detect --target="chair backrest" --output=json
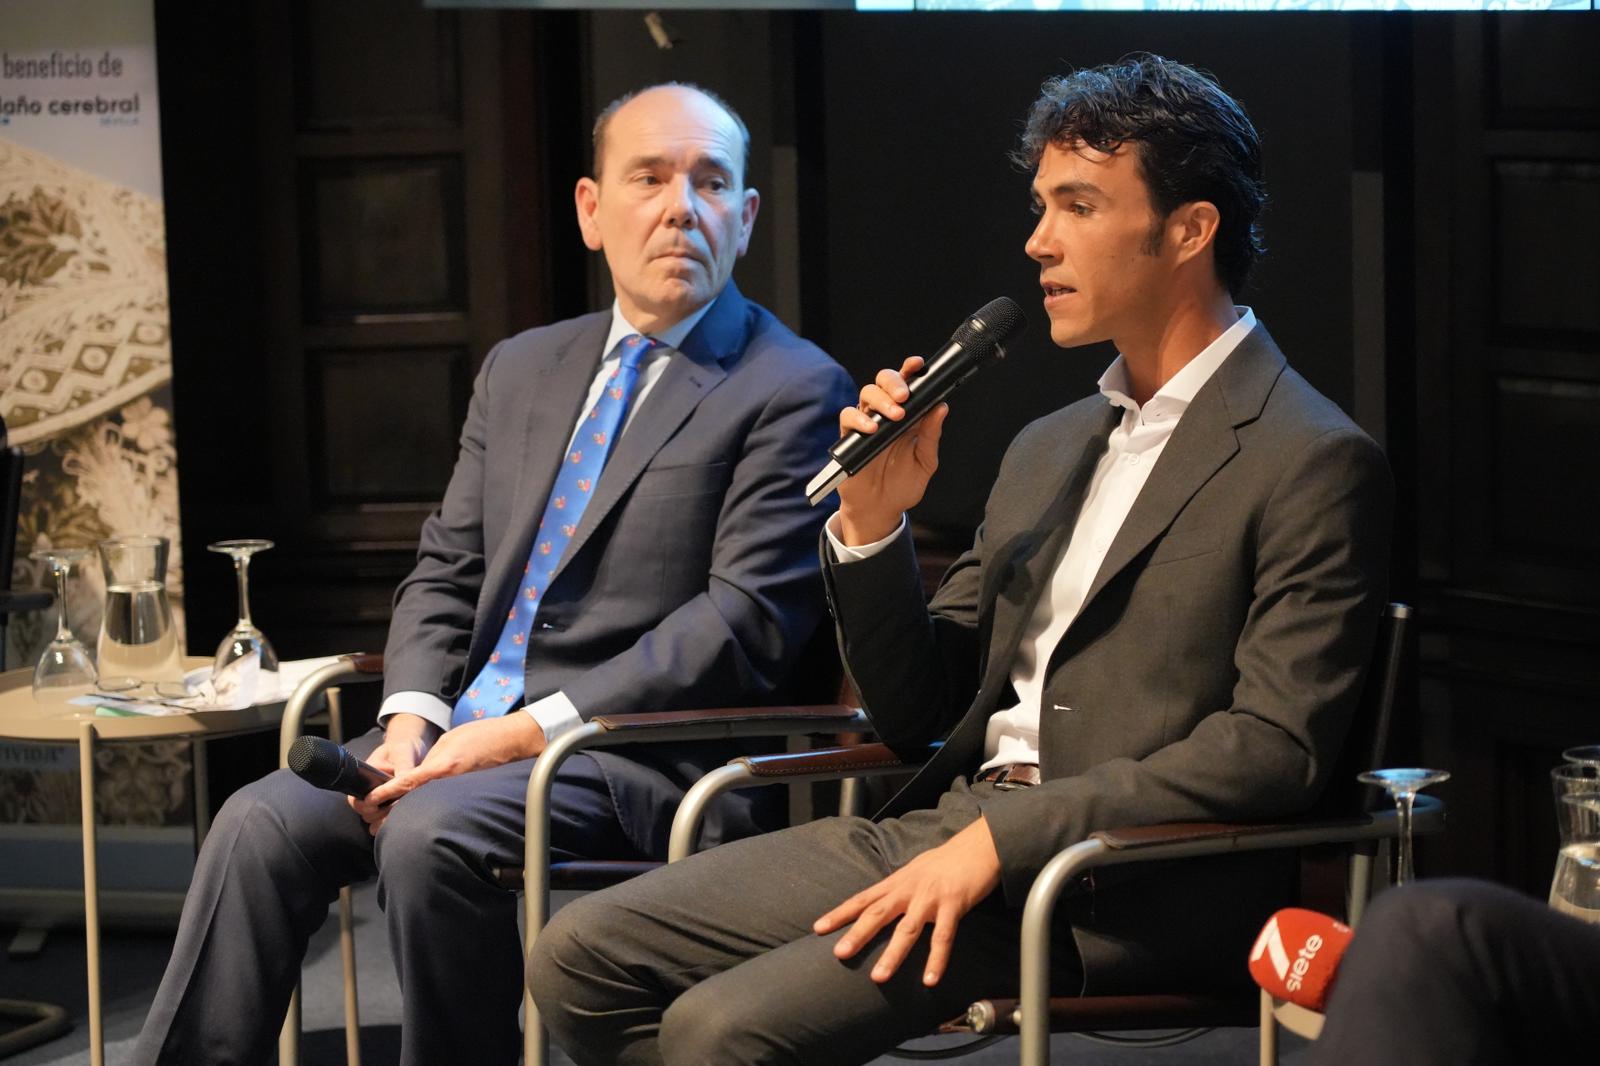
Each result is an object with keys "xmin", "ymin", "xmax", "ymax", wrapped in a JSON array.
[
  {"xmin": 1310, "ymin": 602, "xmax": 1413, "ymax": 821},
  {"xmin": 1, "ymin": 414, "xmax": 25, "ymax": 603},
  {"xmin": 0, "ymin": 421, "xmax": 22, "ymax": 669}
]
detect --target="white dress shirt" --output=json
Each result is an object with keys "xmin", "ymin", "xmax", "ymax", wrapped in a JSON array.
[
  {"xmin": 379, "ymin": 298, "xmax": 714, "ymax": 741},
  {"xmin": 827, "ymin": 308, "xmax": 1257, "ymax": 771}
]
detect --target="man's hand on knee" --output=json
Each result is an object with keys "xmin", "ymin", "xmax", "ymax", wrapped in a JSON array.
[
  {"xmin": 813, "ymin": 816, "xmax": 1002, "ymax": 988},
  {"xmin": 355, "ymin": 713, "xmax": 547, "ymax": 834}
]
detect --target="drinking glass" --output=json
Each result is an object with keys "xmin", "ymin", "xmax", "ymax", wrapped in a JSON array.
[
  {"xmin": 28, "ymin": 548, "xmax": 97, "ymax": 707},
  {"xmin": 208, "ymin": 539, "xmax": 278, "ymax": 681},
  {"xmin": 1358, "ymin": 767, "xmax": 1450, "ymax": 886},
  {"xmin": 97, "ymin": 535, "xmax": 183, "ymax": 690}
]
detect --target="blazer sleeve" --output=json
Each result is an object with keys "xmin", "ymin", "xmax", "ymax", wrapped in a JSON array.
[
  {"xmin": 558, "ymin": 357, "xmax": 858, "ymax": 717},
  {"xmin": 820, "ymin": 494, "xmax": 992, "ymax": 758},
  {"xmin": 978, "ymin": 426, "xmax": 1394, "ymax": 905},
  {"xmin": 379, "ymin": 342, "xmax": 500, "ymax": 702}
]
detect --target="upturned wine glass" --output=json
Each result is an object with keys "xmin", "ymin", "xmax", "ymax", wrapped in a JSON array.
[
  {"xmin": 1358, "ymin": 767, "xmax": 1450, "ymax": 886},
  {"xmin": 28, "ymin": 548, "xmax": 97, "ymax": 707},
  {"xmin": 208, "ymin": 539, "xmax": 279, "ymax": 680}
]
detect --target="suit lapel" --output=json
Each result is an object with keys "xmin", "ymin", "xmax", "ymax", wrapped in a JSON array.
[
  {"xmin": 547, "ymin": 285, "xmax": 749, "ymax": 586},
  {"xmin": 471, "ymin": 315, "xmax": 610, "ymax": 662},
  {"xmin": 1076, "ymin": 324, "xmax": 1286, "ymax": 615},
  {"xmin": 978, "ymin": 402, "xmax": 1120, "ymax": 698}
]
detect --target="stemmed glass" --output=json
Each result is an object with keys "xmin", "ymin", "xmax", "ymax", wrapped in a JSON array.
[
  {"xmin": 1358, "ymin": 768, "xmax": 1450, "ymax": 886},
  {"xmin": 28, "ymin": 548, "xmax": 97, "ymax": 707},
  {"xmin": 208, "ymin": 540, "xmax": 279, "ymax": 681}
]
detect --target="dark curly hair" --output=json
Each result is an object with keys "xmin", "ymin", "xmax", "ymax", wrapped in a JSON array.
[{"xmin": 1013, "ymin": 54, "xmax": 1266, "ymax": 296}]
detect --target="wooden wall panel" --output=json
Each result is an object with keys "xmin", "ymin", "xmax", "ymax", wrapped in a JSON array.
[
  {"xmin": 310, "ymin": 347, "xmax": 468, "ymax": 504},
  {"xmin": 1412, "ymin": 14, "xmax": 1600, "ymax": 895},
  {"xmin": 301, "ymin": 158, "xmax": 467, "ymax": 319}
]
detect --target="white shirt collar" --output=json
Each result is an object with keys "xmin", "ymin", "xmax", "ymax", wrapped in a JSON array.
[
  {"xmin": 601, "ymin": 297, "xmax": 716, "ymax": 360},
  {"xmin": 1097, "ymin": 306, "xmax": 1257, "ymax": 421}
]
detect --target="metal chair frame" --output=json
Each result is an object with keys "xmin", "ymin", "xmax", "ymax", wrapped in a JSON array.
[
  {"xmin": 272, "ymin": 654, "xmax": 867, "ymax": 1066},
  {"xmin": 665, "ymin": 602, "xmax": 1443, "ymax": 1065}
]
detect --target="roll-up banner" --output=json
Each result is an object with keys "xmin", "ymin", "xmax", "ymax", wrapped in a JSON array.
[{"xmin": 1, "ymin": 0, "xmax": 192, "ymax": 914}]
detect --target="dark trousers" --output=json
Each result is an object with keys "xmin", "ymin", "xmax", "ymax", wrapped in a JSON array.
[
  {"xmin": 133, "ymin": 727, "xmax": 638, "ymax": 1066},
  {"xmin": 1311, "ymin": 878, "xmax": 1600, "ymax": 1066},
  {"xmin": 529, "ymin": 780, "xmax": 1082, "ymax": 1066}
]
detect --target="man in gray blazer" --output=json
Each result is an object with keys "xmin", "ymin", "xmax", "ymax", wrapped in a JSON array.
[
  {"xmin": 134, "ymin": 84, "xmax": 853, "ymax": 1066},
  {"xmin": 532, "ymin": 56, "xmax": 1393, "ymax": 1066}
]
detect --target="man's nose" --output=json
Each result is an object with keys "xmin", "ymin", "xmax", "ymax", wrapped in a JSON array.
[
  {"xmin": 1024, "ymin": 219, "xmax": 1055, "ymax": 263},
  {"xmin": 663, "ymin": 175, "xmax": 699, "ymax": 228}
]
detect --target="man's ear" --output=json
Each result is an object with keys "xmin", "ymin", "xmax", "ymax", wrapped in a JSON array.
[
  {"xmin": 1172, "ymin": 200, "xmax": 1220, "ymax": 268},
  {"xmin": 735, "ymin": 187, "xmax": 760, "ymax": 258},
  {"xmin": 574, "ymin": 177, "xmax": 604, "ymax": 252}
]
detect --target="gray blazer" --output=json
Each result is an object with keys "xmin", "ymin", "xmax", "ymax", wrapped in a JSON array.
[
  {"xmin": 825, "ymin": 323, "xmax": 1393, "ymax": 991},
  {"xmin": 384, "ymin": 283, "xmax": 855, "ymax": 851}
]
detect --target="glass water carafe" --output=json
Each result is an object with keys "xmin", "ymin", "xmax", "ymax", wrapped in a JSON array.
[
  {"xmin": 96, "ymin": 535, "xmax": 184, "ymax": 689},
  {"xmin": 1549, "ymin": 762, "xmax": 1600, "ymax": 923}
]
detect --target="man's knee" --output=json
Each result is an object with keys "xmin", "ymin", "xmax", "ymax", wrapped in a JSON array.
[
  {"xmin": 205, "ymin": 770, "xmax": 320, "ymax": 864},
  {"xmin": 528, "ymin": 896, "xmax": 618, "ymax": 1037},
  {"xmin": 659, "ymin": 980, "xmax": 777, "ymax": 1066},
  {"xmin": 373, "ymin": 785, "xmax": 483, "ymax": 887}
]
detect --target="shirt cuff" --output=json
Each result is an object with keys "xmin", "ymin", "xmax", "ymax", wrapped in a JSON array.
[
  {"xmin": 524, "ymin": 691, "xmax": 583, "ymax": 745},
  {"xmin": 824, "ymin": 512, "xmax": 908, "ymax": 563},
  {"xmin": 378, "ymin": 691, "xmax": 453, "ymax": 734}
]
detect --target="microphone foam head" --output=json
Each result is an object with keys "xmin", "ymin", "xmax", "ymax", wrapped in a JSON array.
[
  {"xmin": 287, "ymin": 735, "xmax": 342, "ymax": 788},
  {"xmin": 1247, "ymin": 907, "xmax": 1353, "ymax": 1012},
  {"xmin": 956, "ymin": 296, "xmax": 1027, "ymax": 350}
]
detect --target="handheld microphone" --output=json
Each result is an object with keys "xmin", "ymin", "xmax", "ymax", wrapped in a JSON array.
[
  {"xmin": 805, "ymin": 297, "xmax": 1027, "ymax": 505},
  {"xmin": 1247, "ymin": 907, "xmax": 1355, "ymax": 1012},
  {"xmin": 286, "ymin": 735, "xmax": 393, "ymax": 799}
]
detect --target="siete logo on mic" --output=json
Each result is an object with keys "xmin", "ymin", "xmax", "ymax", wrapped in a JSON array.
[{"xmin": 1247, "ymin": 907, "xmax": 1353, "ymax": 1011}]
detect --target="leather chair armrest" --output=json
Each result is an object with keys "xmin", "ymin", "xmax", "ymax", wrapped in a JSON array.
[
  {"xmin": 1090, "ymin": 795, "xmax": 1447, "ymax": 854},
  {"xmin": 0, "ymin": 589, "xmax": 53, "ymax": 614},
  {"xmin": 735, "ymin": 741, "xmax": 935, "ymax": 779},
  {"xmin": 590, "ymin": 703, "xmax": 861, "ymax": 732}
]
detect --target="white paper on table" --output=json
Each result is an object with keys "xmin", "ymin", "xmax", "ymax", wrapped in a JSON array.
[{"xmin": 76, "ymin": 655, "xmax": 345, "ymax": 715}]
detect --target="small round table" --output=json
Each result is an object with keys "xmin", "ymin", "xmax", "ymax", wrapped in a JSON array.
[{"xmin": 0, "ymin": 661, "xmax": 301, "ymax": 1066}]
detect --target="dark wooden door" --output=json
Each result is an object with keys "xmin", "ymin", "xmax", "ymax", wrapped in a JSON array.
[
  {"xmin": 1410, "ymin": 14, "xmax": 1600, "ymax": 894},
  {"xmin": 166, "ymin": 1, "xmax": 570, "ymax": 665}
]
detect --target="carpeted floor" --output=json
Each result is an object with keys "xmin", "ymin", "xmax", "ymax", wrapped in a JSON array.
[{"xmin": 1, "ymin": 885, "xmax": 1312, "ymax": 1065}]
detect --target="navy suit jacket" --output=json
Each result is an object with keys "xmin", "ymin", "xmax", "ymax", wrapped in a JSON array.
[{"xmin": 383, "ymin": 283, "xmax": 854, "ymax": 853}]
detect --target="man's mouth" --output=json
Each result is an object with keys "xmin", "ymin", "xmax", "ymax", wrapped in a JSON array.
[{"xmin": 1042, "ymin": 282, "xmax": 1076, "ymax": 300}]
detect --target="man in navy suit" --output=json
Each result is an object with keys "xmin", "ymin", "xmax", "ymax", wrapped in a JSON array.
[{"xmin": 134, "ymin": 83, "xmax": 853, "ymax": 1066}]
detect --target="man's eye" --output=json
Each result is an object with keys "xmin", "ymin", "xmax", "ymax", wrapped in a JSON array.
[
  {"xmin": 1072, "ymin": 202, "xmax": 1093, "ymax": 217},
  {"xmin": 702, "ymin": 177, "xmax": 729, "ymax": 193},
  {"xmin": 1027, "ymin": 200, "xmax": 1044, "ymax": 217}
]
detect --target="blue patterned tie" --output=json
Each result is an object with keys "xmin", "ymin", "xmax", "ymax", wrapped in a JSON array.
[{"xmin": 452, "ymin": 334, "xmax": 655, "ymax": 726}]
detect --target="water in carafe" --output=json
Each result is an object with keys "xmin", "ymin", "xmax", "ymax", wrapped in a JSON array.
[
  {"xmin": 1549, "ymin": 790, "xmax": 1600, "ymax": 924},
  {"xmin": 1549, "ymin": 843, "xmax": 1600, "ymax": 922},
  {"xmin": 97, "ymin": 536, "xmax": 183, "ymax": 686}
]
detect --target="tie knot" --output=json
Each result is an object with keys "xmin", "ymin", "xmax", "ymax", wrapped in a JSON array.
[{"xmin": 617, "ymin": 334, "xmax": 654, "ymax": 371}]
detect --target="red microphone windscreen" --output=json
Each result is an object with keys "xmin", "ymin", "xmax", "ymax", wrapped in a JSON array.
[{"xmin": 1248, "ymin": 908, "xmax": 1354, "ymax": 1012}]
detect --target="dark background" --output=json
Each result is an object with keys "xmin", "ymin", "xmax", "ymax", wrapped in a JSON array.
[{"xmin": 154, "ymin": 2, "xmax": 1600, "ymax": 898}]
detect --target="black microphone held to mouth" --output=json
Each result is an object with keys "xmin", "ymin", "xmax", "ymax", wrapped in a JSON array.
[
  {"xmin": 805, "ymin": 296, "xmax": 1027, "ymax": 506},
  {"xmin": 287, "ymin": 735, "xmax": 393, "ymax": 799}
]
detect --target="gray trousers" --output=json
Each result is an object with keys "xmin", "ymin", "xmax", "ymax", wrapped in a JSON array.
[
  {"xmin": 133, "ymin": 728, "xmax": 639, "ymax": 1066},
  {"xmin": 530, "ymin": 779, "xmax": 1082, "ymax": 1066}
]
